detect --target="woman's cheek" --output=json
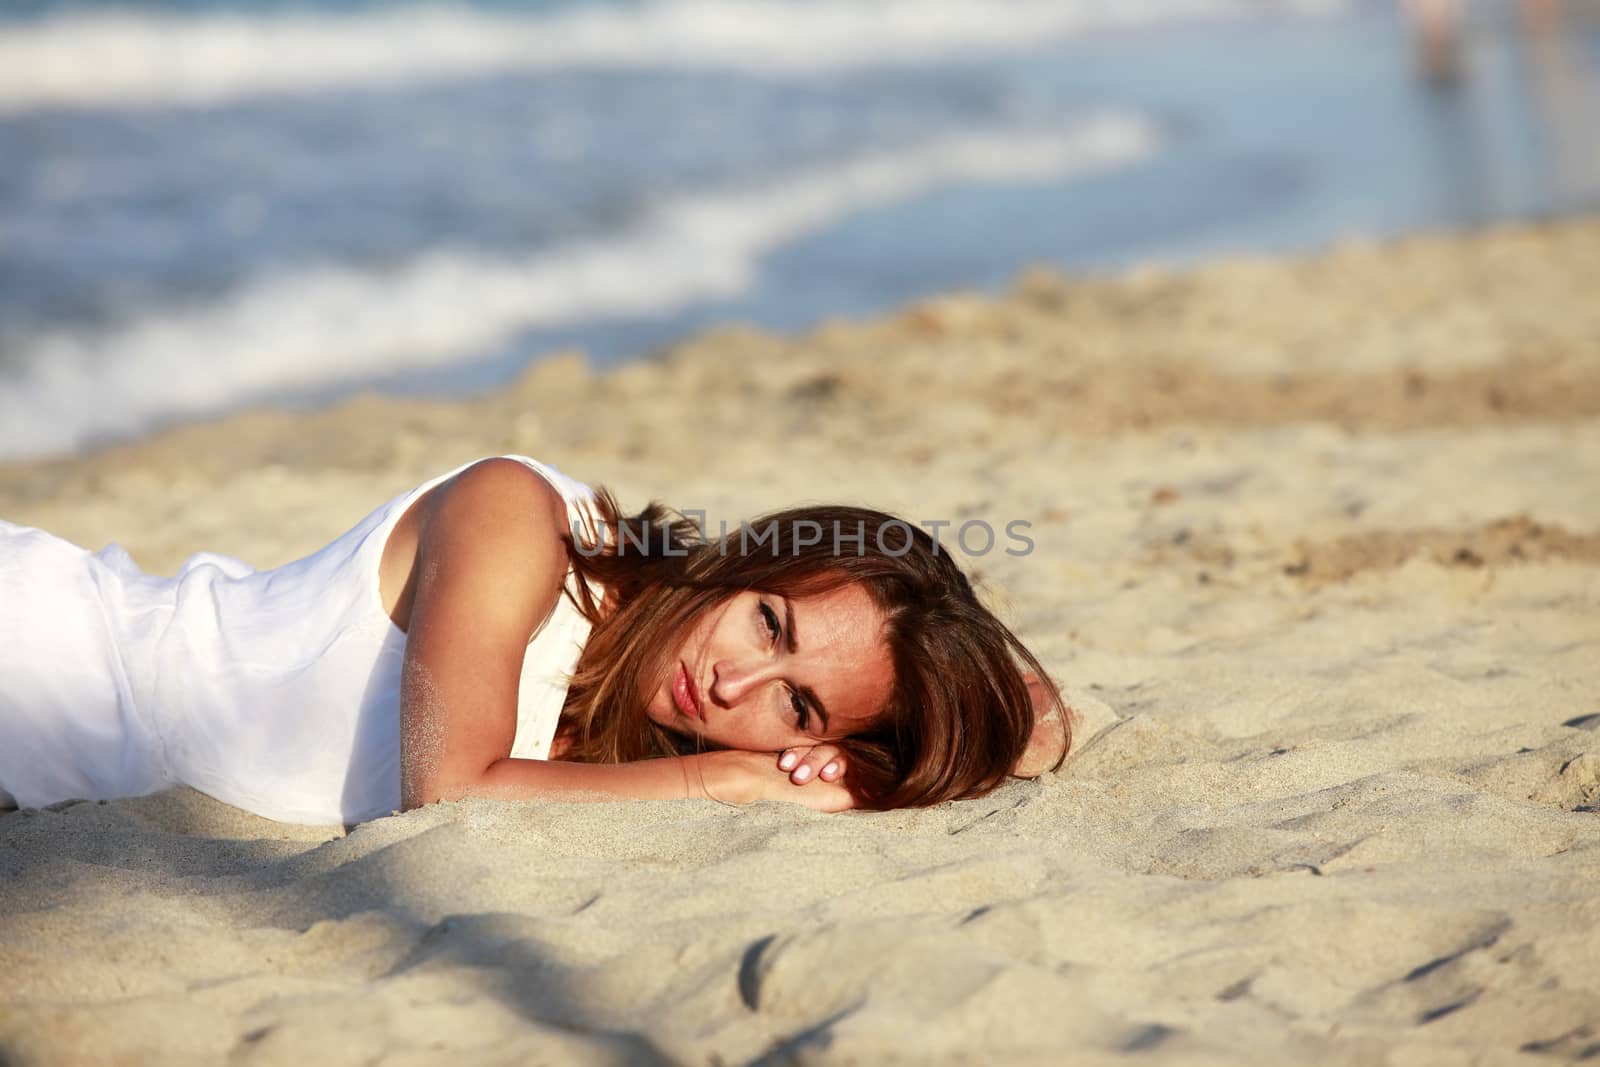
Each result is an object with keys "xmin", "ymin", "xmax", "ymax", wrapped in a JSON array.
[{"xmin": 710, "ymin": 719, "xmax": 760, "ymax": 752}]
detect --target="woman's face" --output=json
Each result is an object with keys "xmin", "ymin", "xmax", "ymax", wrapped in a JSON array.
[{"xmin": 645, "ymin": 583, "xmax": 895, "ymax": 753}]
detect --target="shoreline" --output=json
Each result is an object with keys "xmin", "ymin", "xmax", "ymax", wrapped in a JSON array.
[{"xmin": 4, "ymin": 215, "xmax": 1596, "ymax": 573}]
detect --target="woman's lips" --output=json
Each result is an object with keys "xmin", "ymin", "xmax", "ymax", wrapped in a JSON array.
[{"xmin": 673, "ymin": 662, "xmax": 703, "ymax": 721}]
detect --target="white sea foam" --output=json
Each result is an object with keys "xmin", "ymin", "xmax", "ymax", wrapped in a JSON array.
[
  {"xmin": 0, "ymin": 113, "xmax": 1159, "ymax": 460},
  {"xmin": 0, "ymin": 0, "xmax": 1343, "ymax": 113}
]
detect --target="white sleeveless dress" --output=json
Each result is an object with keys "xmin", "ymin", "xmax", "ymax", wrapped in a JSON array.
[{"xmin": 0, "ymin": 455, "xmax": 607, "ymax": 825}]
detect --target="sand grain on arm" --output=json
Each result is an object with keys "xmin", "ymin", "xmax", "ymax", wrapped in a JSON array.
[{"xmin": 399, "ymin": 656, "xmax": 448, "ymax": 811}]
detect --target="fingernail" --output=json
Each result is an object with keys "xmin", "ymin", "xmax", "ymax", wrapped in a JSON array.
[
  {"xmin": 793, "ymin": 765, "xmax": 813, "ymax": 782},
  {"xmin": 779, "ymin": 753, "xmax": 798, "ymax": 770},
  {"xmin": 822, "ymin": 761, "xmax": 839, "ymax": 778}
]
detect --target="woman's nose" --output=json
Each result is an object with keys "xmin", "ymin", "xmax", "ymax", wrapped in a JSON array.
[{"xmin": 710, "ymin": 658, "xmax": 777, "ymax": 706}]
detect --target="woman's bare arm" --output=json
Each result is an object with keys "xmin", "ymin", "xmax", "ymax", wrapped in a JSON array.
[
  {"xmin": 399, "ymin": 457, "xmax": 573, "ymax": 809},
  {"xmin": 1013, "ymin": 671, "xmax": 1073, "ymax": 778},
  {"xmin": 446, "ymin": 751, "xmax": 722, "ymax": 802},
  {"xmin": 442, "ymin": 749, "xmax": 853, "ymax": 810}
]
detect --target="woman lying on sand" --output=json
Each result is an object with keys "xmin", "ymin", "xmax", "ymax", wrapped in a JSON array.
[{"xmin": 0, "ymin": 455, "xmax": 1070, "ymax": 824}]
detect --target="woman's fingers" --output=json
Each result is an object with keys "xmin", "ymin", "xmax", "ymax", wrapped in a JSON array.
[{"xmin": 777, "ymin": 744, "xmax": 846, "ymax": 785}]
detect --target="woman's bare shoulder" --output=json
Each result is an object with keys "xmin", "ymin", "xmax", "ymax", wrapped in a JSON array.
[
  {"xmin": 380, "ymin": 457, "xmax": 570, "ymax": 632},
  {"xmin": 439, "ymin": 457, "xmax": 567, "ymax": 518}
]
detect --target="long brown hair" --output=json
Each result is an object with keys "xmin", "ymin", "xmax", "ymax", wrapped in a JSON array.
[{"xmin": 556, "ymin": 491, "xmax": 1069, "ymax": 809}]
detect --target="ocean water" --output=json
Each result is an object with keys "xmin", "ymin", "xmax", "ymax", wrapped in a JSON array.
[{"xmin": 0, "ymin": 0, "xmax": 1596, "ymax": 460}]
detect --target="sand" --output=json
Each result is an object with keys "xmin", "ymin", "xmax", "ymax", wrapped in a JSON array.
[{"xmin": 2, "ymin": 219, "xmax": 1599, "ymax": 1065}]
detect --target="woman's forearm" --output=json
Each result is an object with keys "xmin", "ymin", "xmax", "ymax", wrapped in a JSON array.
[{"xmin": 429, "ymin": 752, "xmax": 746, "ymax": 806}]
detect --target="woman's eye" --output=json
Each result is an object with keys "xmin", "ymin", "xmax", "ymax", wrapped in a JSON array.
[
  {"xmin": 758, "ymin": 601, "xmax": 781, "ymax": 644},
  {"xmin": 758, "ymin": 601, "xmax": 806, "ymax": 730},
  {"xmin": 789, "ymin": 688, "xmax": 810, "ymax": 731}
]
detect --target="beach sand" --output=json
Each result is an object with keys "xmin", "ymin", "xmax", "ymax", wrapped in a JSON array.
[{"xmin": 2, "ymin": 219, "xmax": 1598, "ymax": 1065}]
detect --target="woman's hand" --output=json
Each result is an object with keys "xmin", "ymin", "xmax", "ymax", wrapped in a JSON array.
[{"xmin": 706, "ymin": 750, "xmax": 856, "ymax": 812}]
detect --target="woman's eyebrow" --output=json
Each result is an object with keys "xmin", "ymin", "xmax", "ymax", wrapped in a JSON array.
[
  {"xmin": 782, "ymin": 598, "xmax": 800, "ymax": 654},
  {"xmin": 783, "ymin": 598, "xmax": 831, "ymax": 733}
]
